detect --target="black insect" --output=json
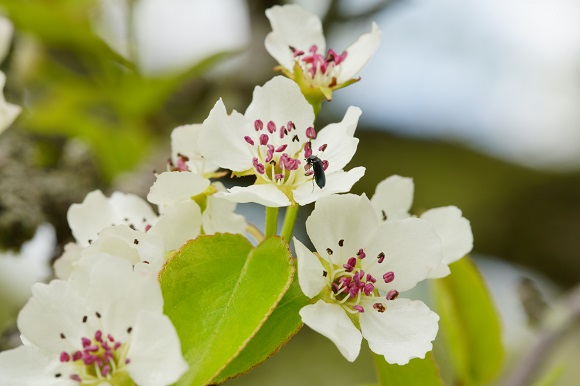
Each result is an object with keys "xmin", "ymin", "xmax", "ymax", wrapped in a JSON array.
[{"xmin": 306, "ymin": 155, "xmax": 326, "ymax": 188}]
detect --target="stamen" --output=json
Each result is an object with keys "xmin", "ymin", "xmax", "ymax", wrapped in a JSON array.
[
  {"xmin": 267, "ymin": 121, "xmax": 276, "ymax": 134},
  {"xmin": 254, "ymin": 119, "xmax": 263, "ymax": 131},
  {"xmin": 373, "ymin": 303, "xmax": 386, "ymax": 313},
  {"xmin": 275, "ymin": 144, "xmax": 287, "ymax": 152},
  {"xmin": 356, "ymin": 248, "xmax": 366, "ymax": 259},
  {"xmin": 386, "ymin": 289, "xmax": 399, "ymax": 300},
  {"xmin": 326, "ymin": 248, "xmax": 333, "ymax": 255},
  {"xmin": 244, "ymin": 136, "xmax": 254, "ymax": 145},
  {"xmin": 382, "ymin": 210, "xmax": 387, "ymax": 221},
  {"xmin": 318, "ymin": 143, "xmax": 327, "ymax": 152},
  {"xmin": 353, "ymin": 305, "xmax": 365, "ymax": 313},
  {"xmin": 322, "ymin": 160, "xmax": 329, "ymax": 171},
  {"xmin": 377, "ymin": 252, "xmax": 385, "ymax": 263},
  {"xmin": 304, "ymin": 142, "xmax": 312, "ymax": 158},
  {"xmin": 383, "ymin": 271, "xmax": 395, "ymax": 283},
  {"xmin": 259, "ymin": 134, "xmax": 269, "ymax": 145},
  {"xmin": 252, "ymin": 157, "xmax": 265, "ymax": 174},
  {"xmin": 306, "ymin": 127, "xmax": 316, "ymax": 139},
  {"xmin": 338, "ymin": 239, "xmax": 344, "ymax": 247}
]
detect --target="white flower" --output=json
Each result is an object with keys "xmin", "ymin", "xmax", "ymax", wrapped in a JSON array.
[
  {"xmin": 265, "ymin": 4, "xmax": 381, "ymax": 96},
  {"xmin": 0, "ymin": 254, "xmax": 188, "ymax": 386},
  {"xmin": 56, "ymin": 189, "xmax": 203, "ymax": 278},
  {"xmin": 293, "ymin": 194, "xmax": 442, "ymax": 364},
  {"xmin": 0, "ymin": 224, "xmax": 55, "ymax": 307},
  {"xmin": 170, "ymin": 123, "xmax": 219, "ymax": 175},
  {"xmin": 67, "ymin": 190, "xmax": 158, "ymax": 247},
  {"xmin": 147, "ymin": 171, "xmax": 246, "ymax": 236},
  {"xmin": 370, "ymin": 175, "xmax": 474, "ymax": 278},
  {"xmin": 199, "ymin": 76, "xmax": 365, "ymax": 207}
]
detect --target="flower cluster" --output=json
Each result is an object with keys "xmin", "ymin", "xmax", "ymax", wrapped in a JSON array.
[{"xmin": 0, "ymin": 3, "xmax": 476, "ymax": 384}]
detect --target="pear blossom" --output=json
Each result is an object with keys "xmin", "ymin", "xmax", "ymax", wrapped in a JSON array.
[
  {"xmin": 199, "ymin": 76, "xmax": 365, "ymax": 207},
  {"xmin": 170, "ymin": 123, "xmax": 219, "ymax": 175},
  {"xmin": 265, "ymin": 4, "xmax": 381, "ymax": 101},
  {"xmin": 55, "ymin": 189, "xmax": 203, "ymax": 278},
  {"xmin": 67, "ymin": 190, "xmax": 158, "ymax": 247},
  {"xmin": 370, "ymin": 175, "xmax": 473, "ymax": 278},
  {"xmin": 147, "ymin": 171, "xmax": 246, "ymax": 235},
  {"xmin": 294, "ymin": 194, "xmax": 442, "ymax": 364},
  {"xmin": 0, "ymin": 254, "xmax": 188, "ymax": 386}
]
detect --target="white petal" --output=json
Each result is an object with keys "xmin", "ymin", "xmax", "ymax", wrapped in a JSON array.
[
  {"xmin": 109, "ymin": 192, "xmax": 157, "ymax": 229},
  {"xmin": 427, "ymin": 263, "xmax": 451, "ymax": 279},
  {"xmin": 0, "ymin": 345, "xmax": 71, "ymax": 386},
  {"xmin": 203, "ymin": 193, "xmax": 246, "ymax": 235},
  {"xmin": 199, "ymin": 98, "xmax": 253, "ymax": 172},
  {"xmin": 294, "ymin": 166, "xmax": 365, "ymax": 206},
  {"xmin": 305, "ymin": 193, "xmax": 378, "ymax": 265},
  {"xmin": 360, "ymin": 298, "xmax": 439, "ymax": 365},
  {"xmin": 137, "ymin": 231, "xmax": 167, "ymax": 273},
  {"xmin": 420, "ymin": 206, "xmax": 473, "ymax": 271},
  {"xmin": 17, "ymin": 280, "xmax": 89, "ymax": 353},
  {"xmin": 53, "ymin": 242, "xmax": 83, "ymax": 280},
  {"xmin": 245, "ymin": 76, "xmax": 314, "ymax": 136},
  {"xmin": 363, "ymin": 218, "xmax": 443, "ymax": 292},
  {"xmin": 337, "ymin": 22, "xmax": 381, "ymax": 83},
  {"xmin": 300, "ymin": 301, "xmax": 362, "ymax": 362},
  {"xmin": 370, "ymin": 175, "xmax": 414, "ymax": 221},
  {"xmin": 218, "ymin": 184, "xmax": 291, "ymax": 207},
  {"xmin": 265, "ymin": 4, "xmax": 326, "ymax": 70},
  {"xmin": 293, "ymin": 237, "xmax": 327, "ymax": 298},
  {"xmin": 147, "ymin": 200, "xmax": 202, "ymax": 253},
  {"xmin": 171, "ymin": 123, "xmax": 219, "ymax": 174},
  {"xmin": 313, "ymin": 106, "xmax": 361, "ymax": 173},
  {"xmin": 67, "ymin": 190, "xmax": 115, "ymax": 246},
  {"xmin": 147, "ymin": 171, "xmax": 210, "ymax": 207},
  {"xmin": 0, "ymin": 71, "xmax": 21, "ymax": 135},
  {"xmin": 82, "ymin": 225, "xmax": 142, "ymax": 265},
  {"xmin": 126, "ymin": 311, "xmax": 188, "ymax": 386},
  {"xmin": 71, "ymin": 254, "xmax": 164, "ymax": 337}
]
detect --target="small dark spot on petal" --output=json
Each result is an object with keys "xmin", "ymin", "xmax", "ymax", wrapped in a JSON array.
[
  {"xmin": 133, "ymin": 239, "xmax": 139, "ymax": 245},
  {"xmin": 82, "ymin": 316, "xmax": 87, "ymax": 323},
  {"xmin": 381, "ymin": 210, "xmax": 387, "ymax": 221},
  {"xmin": 127, "ymin": 327, "xmax": 133, "ymax": 334},
  {"xmin": 322, "ymin": 270, "xmax": 328, "ymax": 277},
  {"xmin": 95, "ymin": 312, "xmax": 101, "ymax": 318},
  {"xmin": 60, "ymin": 333, "xmax": 66, "ymax": 339}
]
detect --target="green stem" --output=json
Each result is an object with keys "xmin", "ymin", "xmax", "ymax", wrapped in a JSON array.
[
  {"xmin": 265, "ymin": 207, "xmax": 279, "ymax": 238},
  {"xmin": 280, "ymin": 204, "xmax": 299, "ymax": 241}
]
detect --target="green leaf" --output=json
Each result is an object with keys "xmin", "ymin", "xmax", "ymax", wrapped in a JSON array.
[
  {"xmin": 373, "ymin": 352, "xmax": 444, "ymax": 386},
  {"xmin": 159, "ymin": 234, "xmax": 294, "ymax": 386},
  {"xmin": 432, "ymin": 256, "xmax": 504, "ymax": 385},
  {"xmin": 212, "ymin": 276, "xmax": 309, "ymax": 383}
]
